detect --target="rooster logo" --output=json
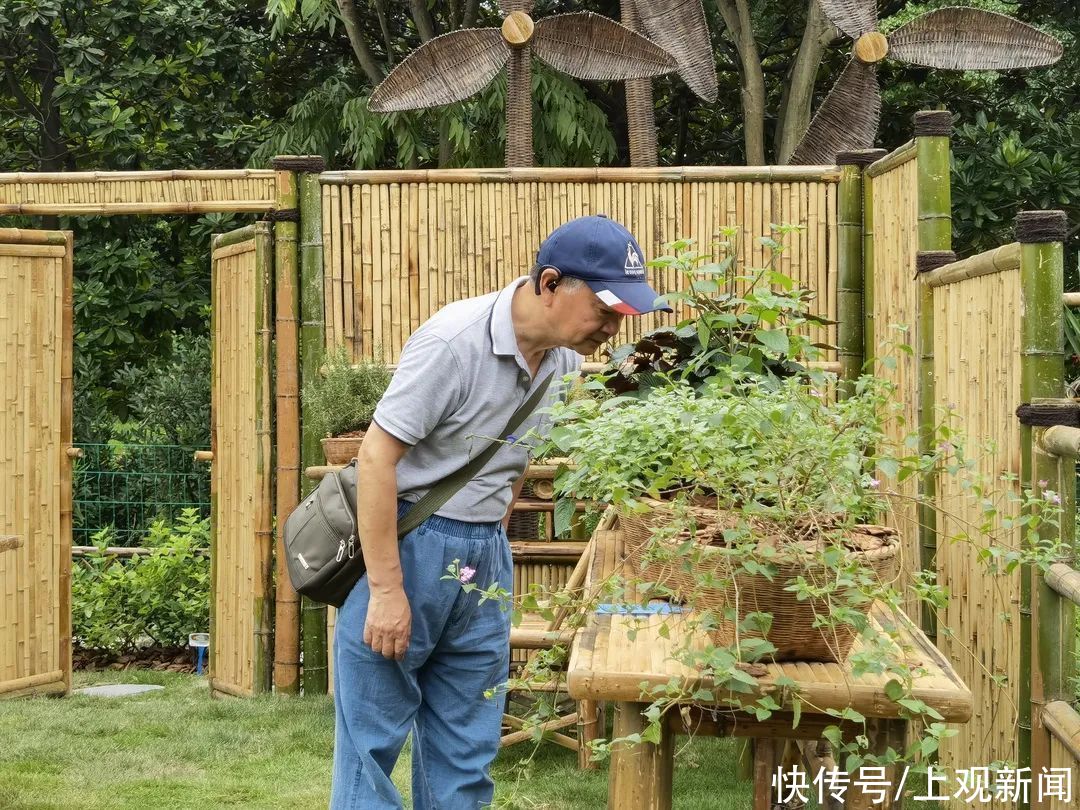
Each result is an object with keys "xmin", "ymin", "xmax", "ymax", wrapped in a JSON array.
[{"xmin": 624, "ymin": 243, "xmax": 643, "ymax": 275}]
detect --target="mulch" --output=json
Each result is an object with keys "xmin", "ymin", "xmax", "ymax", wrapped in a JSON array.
[{"xmin": 73, "ymin": 644, "xmax": 198, "ymax": 674}]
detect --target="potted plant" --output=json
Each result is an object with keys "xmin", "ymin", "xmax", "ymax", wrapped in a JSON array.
[
  {"xmin": 535, "ymin": 230, "xmax": 901, "ymax": 662},
  {"xmin": 302, "ymin": 345, "xmax": 392, "ymax": 465}
]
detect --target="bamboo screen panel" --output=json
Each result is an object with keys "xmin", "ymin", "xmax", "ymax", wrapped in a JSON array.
[
  {"xmin": 932, "ymin": 266, "xmax": 1023, "ymax": 781},
  {"xmin": 209, "ymin": 224, "xmax": 274, "ymax": 698},
  {"xmin": 868, "ymin": 155, "xmax": 921, "ymax": 614},
  {"xmin": 0, "ymin": 230, "xmax": 72, "ymax": 699},
  {"xmin": 1048, "ymin": 707, "xmax": 1080, "ymax": 810},
  {"xmin": 0, "ymin": 170, "xmax": 276, "ymax": 216},
  {"xmin": 319, "ymin": 169, "xmax": 840, "ymax": 365}
]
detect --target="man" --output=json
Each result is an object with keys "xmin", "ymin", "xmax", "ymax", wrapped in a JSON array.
[{"xmin": 330, "ymin": 214, "xmax": 671, "ymax": 809}]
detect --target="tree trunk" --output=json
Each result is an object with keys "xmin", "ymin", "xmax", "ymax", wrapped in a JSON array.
[
  {"xmin": 714, "ymin": 0, "xmax": 766, "ymax": 164},
  {"xmin": 408, "ymin": 0, "xmax": 437, "ymax": 41},
  {"xmin": 775, "ymin": 0, "xmax": 833, "ymax": 164},
  {"xmin": 621, "ymin": 0, "xmax": 657, "ymax": 167},
  {"xmin": 371, "ymin": 0, "xmax": 395, "ymax": 67},
  {"xmin": 337, "ymin": 0, "xmax": 386, "ymax": 86},
  {"xmin": 505, "ymin": 48, "xmax": 533, "ymax": 167}
]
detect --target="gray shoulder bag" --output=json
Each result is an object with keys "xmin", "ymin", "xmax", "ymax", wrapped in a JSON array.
[{"xmin": 283, "ymin": 370, "xmax": 554, "ymax": 607}]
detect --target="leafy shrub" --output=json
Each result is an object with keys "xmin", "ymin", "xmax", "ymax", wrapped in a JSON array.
[
  {"xmin": 72, "ymin": 510, "xmax": 210, "ymax": 652},
  {"xmin": 301, "ymin": 345, "xmax": 392, "ymax": 438}
]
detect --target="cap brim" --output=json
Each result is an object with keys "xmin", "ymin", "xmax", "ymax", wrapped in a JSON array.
[{"xmin": 586, "ymin": 279, "xmax": 673, "ymax": 315}]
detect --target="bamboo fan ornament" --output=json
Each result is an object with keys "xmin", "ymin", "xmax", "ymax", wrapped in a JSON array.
[
  {"xmin": 622, "ymin": 0, "xmax": 718, "ymax": 167},
  {"xmin": 368, "ymin": 1, "xmax": 677, "ymax": 168},
  {"xmin": 789, "ymin": 3, "xmax": 1062, "ymax": 164}
]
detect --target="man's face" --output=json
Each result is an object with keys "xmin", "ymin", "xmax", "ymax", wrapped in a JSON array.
[{"xmin": 555, "ymin": 283, "xmax": 625, "ymax": 355}]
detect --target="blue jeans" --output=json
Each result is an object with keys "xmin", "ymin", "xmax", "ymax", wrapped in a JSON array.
[{"xmin": 330, "ymin": 502, "xmax": 512, "ymax": 809}]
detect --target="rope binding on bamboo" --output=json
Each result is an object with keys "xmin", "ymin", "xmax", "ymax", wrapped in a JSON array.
[
  {"xmin": 836, "ymin": 149, "xmax": 888, "ymax": 167},
  {"xmin": 913, "ymin": 110, "xmax": 952, "ymax": 137},
  {"xmin": 270, "ymin": 155, "xmax": 327, "ymax": 173},
  {"xmin": 915, "ymin": 250, "xmax": 957, "ymax": 277},
  {"xmin": 1015, "ymin": 210, "xmax": 1068, "ymax": 243},
  {"xmin": 267, "ymin": 209, "xmax": 300, "ymax": 222},
  {"xmin": 1016, "ymin": 401, "xmax": 1080, "ymax": 427}
]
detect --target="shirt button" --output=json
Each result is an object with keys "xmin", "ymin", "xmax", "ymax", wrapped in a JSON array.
[{"xmin": 519, "ymin": 371, "xmax": 530, "ymax": 385}]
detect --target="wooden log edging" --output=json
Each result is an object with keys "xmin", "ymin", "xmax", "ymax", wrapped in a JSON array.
[{"xmin": 1043, "ymin": 700, "xmax": 1080, "ymax": 764}]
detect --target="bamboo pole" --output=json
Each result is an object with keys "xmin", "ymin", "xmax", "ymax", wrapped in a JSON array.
[
  {"xmin": 209, "ymin": 235, "xmax": 221, "ymax": 689},
  {"xmin": 921, "ymin": 243, "xmax": 1020, "ymax": 288},
  {"xmin": 299, "ymin": 164, "xmax": 329, "ymax": 695},
  {"xmin": 59, "ymin": 231, "xmax": 74, "ymax": 694},
  {"xmin": 270, "ymin": 159, "xmax": 304, "ymax": 695},
  {"xmin": 0, "ymin": 202, "xmax": 274, "ymax": 216},
  {"xmin": 862, "ymin": 172, "xmax": 876, "ymax": 366},
  {"xmin": 914, "ymin": 111, "xmax": 952, "ymax": 643},
  {"xmin": 317, "ymin": 166, "xmax": 842, "ymax": 185},
  {"xmin": 252, "ymin": 222, "xmax": 274, "ymax": 695},
  {"xmin": 836, "ymin": 151, "xmax": 884, "ymax": 397},
  {"xmin": 0, "ymin": 169, "xmax": 275, "ymax": 183},
  {"xmin": 864, "ymin": 141, "xmax": 917, "ymax": 179},
  {"xmin": 1043, "ymin": 700, "xmax": 1080, "ymax": 764},
  {"xmin": 1018, "ymin": 210, "xmax": 1068, "ymax": 785}
]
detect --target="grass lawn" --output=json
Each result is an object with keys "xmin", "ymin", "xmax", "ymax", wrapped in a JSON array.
[
  {"xmin": 0, "ymin": 671, "xmax": 952, "ymax": 808},
  {"xmin": 0, "ymin": 670, "xmax": 753, "ymax": 809}
]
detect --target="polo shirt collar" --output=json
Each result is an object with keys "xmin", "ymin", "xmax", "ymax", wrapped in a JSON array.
[{"xmin": 490, "ymin": 276, "xmax": 530, "ymax": 357}]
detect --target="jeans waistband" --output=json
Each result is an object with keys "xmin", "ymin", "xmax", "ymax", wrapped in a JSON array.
[{"xmin": 397, "ymin": 499, "xmax": 502, "ymax": 539}]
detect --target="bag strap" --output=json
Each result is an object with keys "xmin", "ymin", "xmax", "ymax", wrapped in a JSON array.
[{"xmin": 396, "ymin": 369, "xmax": 555, "ymax": 537}]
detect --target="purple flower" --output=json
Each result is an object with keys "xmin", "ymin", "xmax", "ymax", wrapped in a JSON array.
[
  {"xmin": 937, "ymin": 442, "xmax": 953, "ymax": 453},
  {"xmin": 506, "ymin": 434, "xmax": 518, "ymax": 444},
  {"xmin": 868, "ymin": 478, "xmax": 880, "ymax": 489},
  {"xmin": 1047, "ymin": 493, "xmax": 1062, "ymax": 506},
  {"xmin": 1038, "ymin": 480, "xmax": 1049, "ymax": 489},
  {"xmin": 459, "ymin": 566, "xmax": 476, "ymax": 584},
  {"xmin": 810, "ymin": 389, "xmax": 822, "ymax": 397}
]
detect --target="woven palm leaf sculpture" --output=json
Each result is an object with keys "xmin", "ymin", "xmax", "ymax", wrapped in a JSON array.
[
  {"xmin": 789, "ymin": 3, "xmax": 1062, "ymax": 164},
  {"xmin": 368, "ymin": 2, "xmax": 677, "ymax": 167},
  {"xmin": 622, "ymin": 0, "xmax": 718, "ymax": 167}
]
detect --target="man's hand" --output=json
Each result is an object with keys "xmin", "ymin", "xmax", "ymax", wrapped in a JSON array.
[{"xmin": 364, "ymin": 584, "xmax": 412, "ymax": 661}]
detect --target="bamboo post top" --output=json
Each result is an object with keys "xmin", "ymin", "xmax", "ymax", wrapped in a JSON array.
[
  {"xmin": 566, "ymin": 531, "xmax": 974, "ymax": 721},
  {"xmin": 503, "ymin": 11, "xmax": 535, "ymax": 46}
]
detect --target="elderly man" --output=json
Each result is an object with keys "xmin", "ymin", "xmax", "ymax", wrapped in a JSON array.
[{"xmin": 330, "ymin": 214, "xmax": 671, "ymax": 809}]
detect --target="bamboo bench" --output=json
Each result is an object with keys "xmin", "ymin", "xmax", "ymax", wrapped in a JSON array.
[{"xmin": 567, "ymin": 529, "xmax": 974, "ymax": 809}]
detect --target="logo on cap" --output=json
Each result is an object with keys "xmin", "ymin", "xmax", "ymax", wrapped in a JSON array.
[{"xmin": 624, "ymin": 242, "xmax": 644, "ymax": 276}]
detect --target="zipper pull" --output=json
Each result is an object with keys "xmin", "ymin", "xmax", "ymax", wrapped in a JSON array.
[
  {"xmin": 336, "ymin": 538, "xmax": 346, "ymax": 562},
  {"xmin": 347, "ymin": 534, "xmax": 356, "ymax": 559}
]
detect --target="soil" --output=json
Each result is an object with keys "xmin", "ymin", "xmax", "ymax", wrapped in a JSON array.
[{"xmin": 73, "ymin": 644, "xmax": 198, "ymax": 674}]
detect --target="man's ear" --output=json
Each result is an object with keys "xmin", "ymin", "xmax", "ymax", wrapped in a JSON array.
[{"xmin": 534, "ymin": 266, "xmax": 562, "ymax": 296}]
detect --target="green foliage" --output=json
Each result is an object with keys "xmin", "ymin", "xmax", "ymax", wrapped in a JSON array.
[
  {"xmin": 601, "ymin": 228, "xmax": 828, "ymax": 397},
  {"xmin": 72, "ymin": 510, "xmax": 210, "ymax": 652},
  {"xmin": 301, "ymin": 345, "xmax": 392, "ymax": 438},
  {"xmin": 543, "ymin": 373, "xmax": 887, "ymax": 524}
]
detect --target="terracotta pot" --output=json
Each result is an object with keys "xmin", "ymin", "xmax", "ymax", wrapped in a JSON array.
[
  {"xmin": 321, "ymin": 432, "xmax": 366, "ymax": 465},
  {"xmin": 618, "ymin": 498, "xmax": 900, "ymax": 663}
]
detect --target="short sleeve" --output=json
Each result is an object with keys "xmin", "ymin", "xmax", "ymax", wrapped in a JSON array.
[{"xmin": 372, "ymin": 331, "xmax": 464, "ymax": 446}]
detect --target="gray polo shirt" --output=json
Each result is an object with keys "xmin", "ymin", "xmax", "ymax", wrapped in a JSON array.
[{"xmin": 373, "ymin": 277, "xmax": 583, "ymax": 523}]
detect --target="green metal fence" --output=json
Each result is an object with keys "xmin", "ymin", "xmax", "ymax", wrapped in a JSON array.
[{"xmin": 73, "ymin": 443, "xmax": 211, "ymax": 546}]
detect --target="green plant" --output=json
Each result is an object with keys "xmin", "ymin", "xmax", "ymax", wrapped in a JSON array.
[
  {"xmin": 301, "ymin": 345, "xmax": 392, "ymax": 438},
  {"xmin": 72, "ymin": 509, "xmax": 210, "ymax": 652},
  {"xmin": 600, "ymin": 227, "xmax": 830, "ymax": 398}
]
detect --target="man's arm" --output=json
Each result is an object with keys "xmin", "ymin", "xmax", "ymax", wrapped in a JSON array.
[
  {"xmin": 356, "ymin": 422, "xmax": 412, "ymax": 661},
  {"xmin": 501, "ymin": 471, "xmax": 528, "ymax": 533}
]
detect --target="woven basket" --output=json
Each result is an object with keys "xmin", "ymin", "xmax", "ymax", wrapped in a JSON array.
[
  {"xmin": 321, "ymin": 433, "xmax": 365, "ymax": 465},
  {"xmin": 619, "ymin": 499, "xmax": 900, "ymax": 663}
]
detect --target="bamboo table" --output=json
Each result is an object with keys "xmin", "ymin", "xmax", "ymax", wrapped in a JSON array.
[{"xmin": 567, "ymin": 530, "xmax": 973, "ymax": 810}]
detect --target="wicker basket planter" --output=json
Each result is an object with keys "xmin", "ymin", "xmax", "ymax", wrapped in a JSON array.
[
  {"xmin": 321, "ymin": 432, "xmax": 366, "ymax": 465},
  {"xmin": 619, "ymin": 498, "xmax": 900, "ymax": 663}
]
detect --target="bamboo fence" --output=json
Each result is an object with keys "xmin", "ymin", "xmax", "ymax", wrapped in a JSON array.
[
  {"xmin": 0, "ymin": 170, "xmax": 277, "ymax": 216},
  {"xmin": 208, "ymin": 223, "xmax": 274, "ymax": 698},
  {"xmin": 316, "ymin": 167, "xmax": 843, "ymax": 365},
  {"xmin": 864, "ymin": 139, "xmax": 922, "ymax": 621},
  {"xmin": 0, "ymin": 229, "xmax": 72, "ymax": 699},
  {"xmin": 925, "ymin": 245, "xmax": 1024, "ymax": 784}
]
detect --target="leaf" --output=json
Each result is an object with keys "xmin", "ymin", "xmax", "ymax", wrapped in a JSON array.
[
  {"xmin": 754, "ymin": 329, "xmax": 790, "ymax": 356},
  {"xmin": 554, "ymin": 498, "xmax": 576, "ymax": 537}
]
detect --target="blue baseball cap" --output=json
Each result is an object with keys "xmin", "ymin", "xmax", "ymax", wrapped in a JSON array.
[{"xmin": 535, "ymin": 215, "xmax": 672, "ymax": 315}]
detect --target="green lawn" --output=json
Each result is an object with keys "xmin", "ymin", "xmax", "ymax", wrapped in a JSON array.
[{"xmin": 0, "ymin": 671, "xmax": 752, "ymax": 809}]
